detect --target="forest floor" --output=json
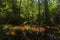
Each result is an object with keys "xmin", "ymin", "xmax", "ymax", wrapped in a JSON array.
[
  {"xmin": 0, "ymin": 24, "xmax": 60, "ymax": 40},
  {"xmin": 3, "ymin": 24, "xmax": 60, "ymax": 34}
]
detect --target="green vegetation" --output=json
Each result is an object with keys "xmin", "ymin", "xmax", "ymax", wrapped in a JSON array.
[
  {"xmin": 0, "ymin": 0, "xmax": 60, "ymax": 26},
  {"xmin": 0, "ymin": 0, "xmax": 60, "ymax": 40}
]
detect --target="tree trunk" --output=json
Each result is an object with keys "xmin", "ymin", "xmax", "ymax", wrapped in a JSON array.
[
  {"xmin": 37, "ymin": 0, "xmax": 41, "ymax": 26},
  {"xmin": 44, "ymin": 0, "xmax": 51, "ymax": 26}
]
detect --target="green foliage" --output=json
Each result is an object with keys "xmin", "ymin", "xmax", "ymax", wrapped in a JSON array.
[
  {"xmin": 0, "ymin": 0, "xmax": 60, "ymax": 40},
  {"xmin": 0, "ymin": 0, "xmax": 60, "ymax": 25}
]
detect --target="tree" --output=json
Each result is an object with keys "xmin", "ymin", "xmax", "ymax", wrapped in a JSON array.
[
  {"xmin": 36, "ymin": 0, "xmax": 41, "ymax": 26},
  {"xmin": 43, "ymin": 0, "xmax": 51, "ymax": 26}
]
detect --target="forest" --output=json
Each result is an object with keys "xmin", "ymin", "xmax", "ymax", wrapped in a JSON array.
[{"xmin": 0, "ymin": 0, "xmax": 60, "ymax": 40}]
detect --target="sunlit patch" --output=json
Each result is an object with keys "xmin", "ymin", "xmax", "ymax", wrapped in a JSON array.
[
  {"xmin": 7, "ymin": 25, "xmax": 48, "ymax": 33},
  {"xmin": 31, "ymin": 27, "xmax": 37, "ymax": 32},
  {"xmin": 6, "ymin": 31, "xmax": 16, "ymax": 36},
  {"xmin": 10, "ymin": 32, "xmax": 16, "ymax": 36},
  {"xmin": 39, "ymin": 27, "xmax": 47, "ymax": 32},
  {"xmin": 24, "ymin": 25, "xmax": 31, "ymax": 30},
  {"xmin": 20, "ymin": 27, "xmax": 25, "ymax": 31}
]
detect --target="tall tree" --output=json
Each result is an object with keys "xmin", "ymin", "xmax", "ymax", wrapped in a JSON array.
[
  {"xmin": 44, "ymin": 0, "xmax": 51, "ymax": 26},
  {"xmin": 36, "ymin": 0, "xmax": 41, "ymax": 26}
]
